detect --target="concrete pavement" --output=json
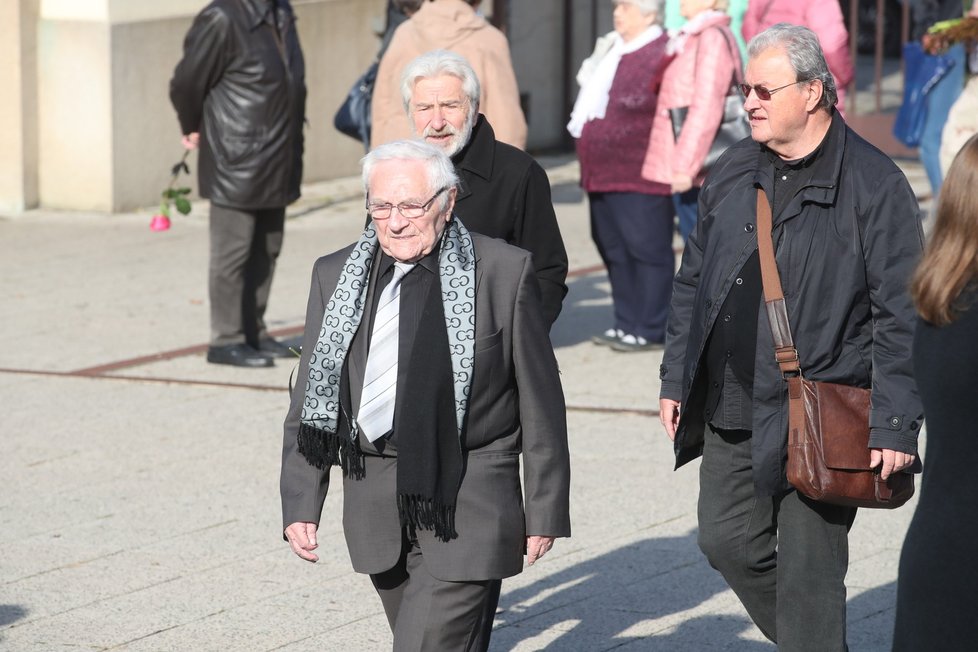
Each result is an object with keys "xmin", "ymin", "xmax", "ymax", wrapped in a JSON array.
[{"xmin": 0, "ymin": 154, "xmax": 930, "ymax": 651}]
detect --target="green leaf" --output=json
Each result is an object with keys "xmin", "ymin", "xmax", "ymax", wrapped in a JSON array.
[
  {"xmin": 174, "ymin": 197, "xmax": 192, "ymax": 215},
  {"xmin": 177, "ymin": 187, "xmax": 192, "ymax": 195},
  {"xmin": 163, "ymin": 188, "xmax": 178, "ymax": 199}
]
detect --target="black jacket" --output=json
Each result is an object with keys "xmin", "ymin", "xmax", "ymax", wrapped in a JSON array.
[
  {"xmin": 452, "ymin": 115, "xmax": 569, "ymax": 326},
  {"xmin": 170, "ymin": 0, "xmax": 306, "ymax": 209},
  {"xmin": 660, "ymin": 112, "xmax": 925, "ymax": 495}
]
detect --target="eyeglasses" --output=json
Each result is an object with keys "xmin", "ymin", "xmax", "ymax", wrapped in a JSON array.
[
  {"xmin": 739, "ymin": 79, "xmax": 812, "ymax": 101},
  {"xmin": 366, "ymin": 186, "xmax": 449, "ymax": 220}
]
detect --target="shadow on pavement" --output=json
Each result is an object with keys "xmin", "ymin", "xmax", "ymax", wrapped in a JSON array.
[
  {"xmin": 491, "ymin": 532, "xmax": 758, "ymax": 650},
  {"xmin": 551, "ymin": 181, "xmax": 584, "ymax": 205},
  {"xmin": 551, "ymin": 273, "xmax": 612, "ymax": 349},
  {"xmin": 846, "ymin": 581, "xmax": 898, "ymax": 652},
  {"xmin": 491, "ymin": 534, "xmax": 901, "ymax": 650},
  {"xmin": 0, "ymin": 604, "xmax": 29, "ymax": 632}
]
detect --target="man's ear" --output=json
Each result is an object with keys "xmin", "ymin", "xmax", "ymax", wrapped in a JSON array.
[
  {"xmin": 805, "ymin": 79, "xmax": 824, "ymax": 113},
  {"xmin": 444, "ymin": 186, "xmax": 458, "ymax": 220}
]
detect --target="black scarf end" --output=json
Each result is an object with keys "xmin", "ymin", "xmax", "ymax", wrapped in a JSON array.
[
  {"xmin": 297, "ymin": 422, "xmax": 365, "ymax": 479},
  {"xmin": 397, "ymin": 493, "xmax": 458, "ymax": 542}
]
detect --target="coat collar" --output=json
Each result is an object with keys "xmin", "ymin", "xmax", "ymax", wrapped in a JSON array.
[
  {"xmin": 451, "ymin": 114, "xmax": 496, "ymax": 201},
  {"xmin": 753, "ymin": 110, "xmax": 846, "ymax": 222},
  {"xmin": 240, "ymin": 0, "xmax": 293, "ymax": 31}
]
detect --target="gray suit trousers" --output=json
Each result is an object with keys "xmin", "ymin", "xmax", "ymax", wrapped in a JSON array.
[
  {"xmin": 371, "ymin": 530, "xmax": 501, "ymax": 652},
  {"xmin": 208, "ymin": 203, "xmax": 285, "ymax": 346},
  {"xmin": 696, "ymin": 425, "xmax": 856, "ymax": 651}
]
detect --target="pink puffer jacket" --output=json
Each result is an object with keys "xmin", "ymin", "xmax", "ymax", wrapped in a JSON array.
[
  {"xmin": 741, "ymin": 0, "xmax": 854, "ymax": 89},
  {"xmin": 641, "ymin": 14, "xmax": 741, "ymax": 186}
]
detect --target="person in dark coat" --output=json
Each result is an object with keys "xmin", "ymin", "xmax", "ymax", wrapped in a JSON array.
[
  {"xmin": 170, "ymin": 0, "xmax": 306, "ymax": 367},
  {"xmin": 894, "ymin": 132, "xmax": 978, "ymax": 651},
  {"xmin": 658, "ymin": 24, "xmax": 923, "ymax": 650},
  {"xmin": 395, "ymin": 50, "xmax": 568, "ymax": 327}
]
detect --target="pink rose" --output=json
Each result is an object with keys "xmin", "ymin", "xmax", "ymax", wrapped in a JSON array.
[{"xmin": 149, "ymin": 214, "xmax": 172, "ymax": 231}]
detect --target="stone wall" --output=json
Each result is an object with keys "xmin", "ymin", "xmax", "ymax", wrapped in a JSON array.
[{"xmin": 2, "ymin": 0, "xmax": 604, "ymax": 213}]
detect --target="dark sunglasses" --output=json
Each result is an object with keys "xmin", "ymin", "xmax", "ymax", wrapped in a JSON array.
[{"xmin": 739, "ymin": 79, "xmax": 812, "ymax": 101}]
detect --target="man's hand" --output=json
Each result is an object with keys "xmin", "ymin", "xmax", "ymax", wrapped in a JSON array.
[
  {"xmin": 526, "ymin": 535, "xmax": 555, "ymax": 566},
  {"xmin": 284, "ymin": 521, "xmax": 319, "ymax": 562},
  {"xmin": 870, "ymin": 448, "xmax": 916, "ymax": 480},
  {"xmin": 671, "ymin": 174, "xmax": 693, "ymax": 194},
  {"xmin": 660, "ymin": 399, "xmax": 681, "ymax": 442},
  {"xmin": 181, "ymin": 132, "xmax": 200, "ymax": 150}
]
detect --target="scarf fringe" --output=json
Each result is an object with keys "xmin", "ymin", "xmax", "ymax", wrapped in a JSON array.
[
  {"xmin": 297, "ymin": 422, "xmax": 365, "ymax": 480},
  {"xmin": 397, "ymin": 493, "xmax": 458, "ymax": 542}
]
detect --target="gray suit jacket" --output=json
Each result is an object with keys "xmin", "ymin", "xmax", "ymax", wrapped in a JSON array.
[{"xmin": 280, "ymin": 232, "xmax": 570, "ymax": 582}]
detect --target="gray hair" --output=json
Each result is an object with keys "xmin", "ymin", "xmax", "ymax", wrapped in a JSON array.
[
  {"xmin": 747, "ymin": 23, "xmax": 838, "ymax": 111},
  {"xmin": 400, "ymin": 50, "xmax": 481, "ymax": 114},
  {"xmin": 361, "ymin": 140, "xmax": 460, "ymax": 211},
  {"xmin": 614, "ymin": 0, "xmax": 663, "ymax": 19}
]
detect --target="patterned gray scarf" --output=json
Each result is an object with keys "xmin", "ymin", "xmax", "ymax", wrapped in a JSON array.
[{"xmin": 297, "ymin": 219, "xmax": 476, "ymax": 474}]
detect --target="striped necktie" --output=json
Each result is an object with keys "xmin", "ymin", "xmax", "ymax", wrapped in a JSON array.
[{"xmin": 358, "ymin": 262, "xmax": 414, "ymax": 442}]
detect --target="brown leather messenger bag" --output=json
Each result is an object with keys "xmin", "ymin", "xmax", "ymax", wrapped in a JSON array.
[{"xmin": 755, "ymin": 189, "xmax": 914, "ymax": 508}]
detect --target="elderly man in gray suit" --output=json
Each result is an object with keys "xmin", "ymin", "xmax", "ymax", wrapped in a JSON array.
[{"xmin": 280, "ymin": 139, "xmax": 571, "ymax": 651}]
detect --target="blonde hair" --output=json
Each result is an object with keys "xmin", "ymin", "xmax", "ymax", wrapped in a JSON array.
[
  {"xmin": 911, "ymin": 133, "xmax": 978, "ymax": 325},
  {"xmin": 713, "ymin": 0, "xmax": 730, "ymax": 10}
]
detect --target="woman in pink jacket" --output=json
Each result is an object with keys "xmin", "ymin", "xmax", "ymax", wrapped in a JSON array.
[
  {"xmin": 641, "ymin": 0, "xmax": 741, "ymax": 241},
  {"xmin": 741, "ymin": 0, "xmax": 854, "ymax": 114}
]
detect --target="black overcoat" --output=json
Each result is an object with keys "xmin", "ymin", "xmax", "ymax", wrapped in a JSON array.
[{"xmin": 660, "ymin": 112, "xmax": 925, "ymax": 495}]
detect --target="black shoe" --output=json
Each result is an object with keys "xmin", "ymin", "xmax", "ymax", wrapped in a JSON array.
[
  {"xmin": 610, "ymin": 334, "xmax": 664, "ymax": 352},
  {"xmin": 591, "ymin": 328, "xmax": 624, "ymax": 346},
  {"xmin": 207, "ymin": 343, "xmax": 274, "ymax": 368},
  {"xmin": 256, "ymin": 337, "xmax": 296, "ymax": 359}
]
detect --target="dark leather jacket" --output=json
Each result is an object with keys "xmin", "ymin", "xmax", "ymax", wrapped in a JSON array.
[
  {"xmin": 170, "ymin": 0, "xmax": 306, "ymax": 209},
  {"xmin": 660, "ymin": 112, "xmax": 925, "ymax": 495}
]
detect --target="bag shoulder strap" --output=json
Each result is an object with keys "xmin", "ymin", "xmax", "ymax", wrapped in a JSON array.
[
  {"xmin": 691, "ymin": 26, "xmax": 744, "ymax": 95},
  {"xmin": 756, "ymin": 188, "xmax": 802, "ymax": 376},
  {"xmin": 710, "ymin": 25, "xmax": 744, "ymax": 87}
]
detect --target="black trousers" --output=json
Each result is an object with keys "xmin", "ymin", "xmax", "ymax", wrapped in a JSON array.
[
  {"xmin": 697, "ymin": 425, "xmax": 857, "ymax": 651},
  {"xmin": 588, "ymin": 191, "xmax": 674, "ymax": 341},
  {"xmin": 208, "ymin": 204, "xmax": 285, "ymax": 346},
  {"xmin": 370, "ymin": 532, "xmax": 501, "ymax": 652}
]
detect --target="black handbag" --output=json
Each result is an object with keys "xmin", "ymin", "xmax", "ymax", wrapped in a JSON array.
[
  {"xmin": 334, "ymin": 61, "xmax": 378, "ymax": 148},
  {"xmin": 668, "ymin": 27, "xmax": 750, "ymax": 174}
]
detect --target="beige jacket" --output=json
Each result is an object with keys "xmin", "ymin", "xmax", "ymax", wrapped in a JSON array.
[{"xmin": 370, "ymin": 0, "xmax": 527, "ymax": 150}]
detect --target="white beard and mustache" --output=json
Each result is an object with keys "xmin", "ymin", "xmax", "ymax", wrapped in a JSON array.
[{"xmin": 418, "ymin": 109, "xmax": 478, "ymax": 157}]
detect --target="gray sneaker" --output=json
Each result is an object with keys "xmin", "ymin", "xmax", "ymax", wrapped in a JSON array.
[
  {"xmin": 591, "ymin": 328, "xmax": 624, "ymax": 346},
  {"xmin": 610, "ymin": 334, "xmax": 663, "ymax": 352}
]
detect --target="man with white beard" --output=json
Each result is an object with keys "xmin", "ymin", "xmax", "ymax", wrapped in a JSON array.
[{"xmin": 396, "ymin": 50, "xmax": 568, "ymax": 327}]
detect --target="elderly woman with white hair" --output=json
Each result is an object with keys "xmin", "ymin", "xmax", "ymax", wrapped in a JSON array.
[
  {"xmin": 641, "ymin": 0, "xmax": 742, "ymax": 242},
  {"xmin": 570, "ymin": 0, "xmax": 673, "ymax": 352}
]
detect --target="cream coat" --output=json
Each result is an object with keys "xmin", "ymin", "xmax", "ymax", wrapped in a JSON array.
[{"xmin": 370, "ymin": 0, "xmax": 527, "ymax": 150}]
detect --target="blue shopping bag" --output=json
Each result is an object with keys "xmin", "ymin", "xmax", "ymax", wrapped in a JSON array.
[{"xmin": 893, "ymin": 42, "xmax": 956, "ymax": 148}]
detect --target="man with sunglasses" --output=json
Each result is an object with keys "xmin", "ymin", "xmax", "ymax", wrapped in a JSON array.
[
  {"xmin": 280, "ymin": 140, "xmax": 570, "ymax": 650},
  {"xmin": 658, "ymin": 24, "xmax": 923, "ymax": 650}
]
